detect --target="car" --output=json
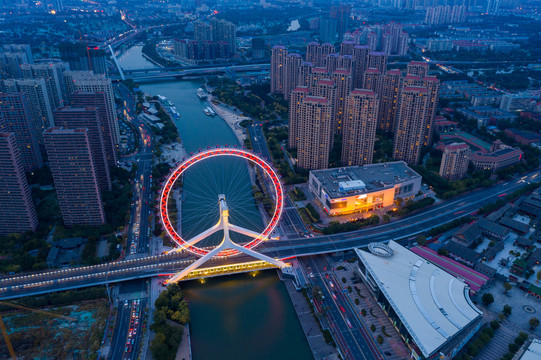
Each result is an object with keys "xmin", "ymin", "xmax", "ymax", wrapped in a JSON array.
[
  {"xmin": 124, "ymin": 300, "xmax": 128, "ymax": 306},
  {"xmin": 332, "ymin": 292, "xmax": 337, "ymax": 300},
  {"xmin": 339, "ymin": 306, "xmax": 346, "ymax": 313},
  {"xmin": 346, "ymin": 318, "xmax": 353, "ymax": 329},
  {"xmin": 329, "ymin": 281, "xmax": 334, "ymax": 288}
]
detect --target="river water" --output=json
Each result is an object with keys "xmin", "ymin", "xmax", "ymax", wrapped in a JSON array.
[{"xmin": 118, "ymin": 46, "xmax": 312, "ymax": 360}]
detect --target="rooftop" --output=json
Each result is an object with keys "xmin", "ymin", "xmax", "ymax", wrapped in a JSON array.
[
  {"xmin": 310, "ymin": 161, "xmax": 421, "ymax": 199},
  {"xmin": 355, "ymin": 241, "xmax": 482, "ymax": 358},
  {"xmin": 519, "ymin": 338, "xmax": 541, "ymax": 360}
]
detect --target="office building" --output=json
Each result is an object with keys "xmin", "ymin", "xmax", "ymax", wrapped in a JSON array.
[
  {"xmin": 44, "ymin": 127, "xmax": 106, "ymax": 226},
  {"xmin": 63, "ymin": 71, "xmax": 119, "ymax": 156},
  {"xmin": 309, "ymin": 162, "xmax": 421, "ymax": 215},
  {"xmin": 53, "ymin": 107, "xmax": 111, "ymax": 191},
  {"xmin": 71, "ymin": 91, "xmax": 118, "ymax": 167},
  {"xmin": 393, "ymin": 86, "xmax": 432, "ymax": 164},
  {"xmin": 0, "ymin": 92, "xmax": 43, "ymax": 171},
  {"xmin": 288, "ymin": 86, "xmax": 310, "ymax": 149},
  {"xmin": 354, "ymin": 241, "xmax": 482, "ymax": 359},
  {"xmin": 341, "ymin": 89, "xmax": 379, "ymax": 166},
  {"xmin": 297, "ymin": 96, "xmax": 333, "ymax": 170},
  {"xmin": 0, "ymin": 132, "xmax": 38, "ymax": 235},
  {"xmin": 439, "ymin": 142, "xmax": 470, "ymax": 180},
  {"xmin": 270, "ymin": 46, "xmax": 288, "ymax": 95},
  {"xmin": 59, "ymin": 42, "xmax": 107, "ymax": 75}
]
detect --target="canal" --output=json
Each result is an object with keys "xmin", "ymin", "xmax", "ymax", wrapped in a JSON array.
[{"xmin": 117, "ymin": 47, "xmax": 312, "ymax": 360}]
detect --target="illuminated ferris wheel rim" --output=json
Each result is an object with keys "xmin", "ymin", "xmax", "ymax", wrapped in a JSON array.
[{"xmin": 159, "ymin": 147, "xmax": 284, "ymax": 258}]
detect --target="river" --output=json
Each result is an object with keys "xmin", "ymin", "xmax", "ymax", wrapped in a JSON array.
[{"xmin": 125, "ymin": 48, "xmax": 311, "ymax": 359}]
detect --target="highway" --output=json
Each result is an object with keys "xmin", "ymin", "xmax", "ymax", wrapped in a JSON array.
[
  {"xmin": 117, "ymin": 64, "xmax": 270, "ymax": 81},
  {"xmin": 0, "ymin": 170, "xmax": 538, "ymax": 301}
]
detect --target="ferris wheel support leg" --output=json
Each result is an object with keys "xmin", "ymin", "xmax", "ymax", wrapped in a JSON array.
[
  {"xmin": 167, "ymin": 246, "xmax": 223, "ymax": 283},
  {"xmin": 229, "ymin": 224, "xmax": 267, "ymax": 240},
  {"xmin": 229, "ymin": 242, "xmax": 289, "ymax": 269}
]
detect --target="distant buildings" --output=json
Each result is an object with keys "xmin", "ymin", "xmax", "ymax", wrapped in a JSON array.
[
  {"xmin": 425, "ymin": 5, "xmax": 467, "ymax": 25},
  {"xmin": 439, "ymin": 142, "xmax": 470, "ymax": 180},
  {"xmin": 0, "ymin": 132, "xmax": 38, "ymax": 235},
  {"xmin": 174, "ymin": 18, "xmax": 236, "ymax": 62},
  {"xmin": 309, "ymin": 162, "xmax": 421, "ymax": 216},
  {"xmin": 44, "ymin": 127, "xmax": 106, "ymax": 226},
  {"xmin": 344, "ymin": 22, "xmax": 409, "ymax": 56}
]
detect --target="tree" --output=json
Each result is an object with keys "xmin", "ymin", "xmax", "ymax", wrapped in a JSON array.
[
  {"xmin": 503, "ymin": 282, "xmax": 512, "ymax": 293},
  {"xmin": 529, "ymin": 317, "xmax": 540, "ymax": 330},
  {"xmin": 416, "ymin": 235, "xmax": 427, "ymax": 246},
  {"xmin": 537, "ymin": 269, "xmax": 541, "ymax": 282},
  {"xmin": 482, "ymin": 293, "xmax": 494, "ymax": 306},
  {"xmin": 503, "ymin": 304, "xmax": 512, "ymax": 317}
]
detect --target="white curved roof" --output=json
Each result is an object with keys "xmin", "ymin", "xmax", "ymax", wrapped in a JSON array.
[{"xmin": 355, "ymin": 241, "xmax": 482, "ymax": 357}]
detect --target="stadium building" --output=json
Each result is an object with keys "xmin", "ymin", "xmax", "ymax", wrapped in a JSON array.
[{"xmin": 355, "ymin": 241, "xmax": 483, "ymax": 359}]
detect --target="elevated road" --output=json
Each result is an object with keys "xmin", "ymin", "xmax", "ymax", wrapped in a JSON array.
[
  {"xmin": 116, "ymin": 64, "xmax": 270, "ymax": 81},
  {"xmin": 0, "ymin": 171, "xmax": 537, "ymax": 300}
]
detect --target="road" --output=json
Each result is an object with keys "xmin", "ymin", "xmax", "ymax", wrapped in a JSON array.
[
  {"xmin": 247, "ymin": 123, "xmax": 271, "ymax": 161},
  {"xmin": 0, "ymin": 170, "xmax": 538, "ymax": 300},
  {"xmin": 110, "ymin": 297, "xmax": 147, "ymax": 360},
  {"xmin": 306, "ymin": 256, "xmax": 381, "ymax": 360}
]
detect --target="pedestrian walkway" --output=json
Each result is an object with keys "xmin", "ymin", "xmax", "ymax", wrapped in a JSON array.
[
  {"xmin": 477, "ymin": 324, "xmax": 519, "ymax": 360},
  {"xmin": 283, "ymin": 276, "xmax": 338, "ymax": 360}
]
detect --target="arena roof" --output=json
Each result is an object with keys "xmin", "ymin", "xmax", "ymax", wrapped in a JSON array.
[{"xmin": 355, "ymin": 241, "xmax": 482, "ymax": 358}]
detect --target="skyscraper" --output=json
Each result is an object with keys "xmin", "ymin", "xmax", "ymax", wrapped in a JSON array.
[
  {"xmin": 270, "ymin": 46, "xmax": 288, "ymax": 95},
  {"xmin": 377, "ymin": 69, "xmax": 402, "ymax": 133},
  {"xmin": 352, "ymin": 45, "xmax": 370, "ymax": 89},
  {"xmin": 341, "ymin": 90, "xmax": 379, "ymax": 166},
  {"xmin": 210, "ymin": 18, "xmax": 237, "ymax": 54},
  {"xmin": 288, "ymin": 86, "xmax": 310, "ymax": 149},
  {"xmin": 59, "ymin": 42, "xmax": 108, "ymax": 75},
  {"xmin": 297, "ymin": 96, "xmax": 333, "ymax": 170},
  {"xmin": 439, "ymin": 142, "xmax": 470, "ymax": 180},
  {"xmin": 53, "ymin": 107, "xmax": 111, "ymax": 191},
  {"xmin": 0, "ymin": 92, "xmax": 43, "ymax": 171},
  {"xmin": 393, "ymin": 86, "xmax": 431, "ymax": 164},
  {"xmin": 330, "ymin": 4, "xmax": 352, "ymax": 41},
  {"xmin": 0, "ymin": 132, "xmax": 38, "ymax": 235},
  {"xmin": 423, "ymin": 76, "xmax": 441, "ymax": 147},
  {"xmin": 63, "ymin": 71, "xmax": 119, "ymax": 155},
  {"xmin": 44, "ymin": 127, "xmax": 105, "ymax": 226},
  {"xmin": 283, "ymin": 53, "xmax": 303, "ymax": 100},
  {"xmin": 362, "ymin": 68, "xmax": 382, "ymax": 92},
  {"xmin": 71, "ymin": 91, "xmax": 117, "ymax": 166},
  {"xmin": 367, "ymin": 51, "xmax": 388, "ymax": 74}
]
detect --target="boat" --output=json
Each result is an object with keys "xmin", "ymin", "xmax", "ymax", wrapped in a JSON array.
[
  {"xmin": 203, "ymin": 108, "xmax": 211, "ymax": 116},
  {"xmin": 157, "ymin": 95, "xmax": 167, "ymax": 103},
  {"xmin": 197, "ymin": 88, "xmax": 207, "ymax": 100},
  {"xmin": 207, "ymin": 107, "xmax": 216, "ymax": 116}
]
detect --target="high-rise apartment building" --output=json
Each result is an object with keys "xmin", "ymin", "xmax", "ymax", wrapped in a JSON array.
[
  {"xmin": 393, "ymin": 86, "xmax": 431, "ymax": 164},
  {"xmin": 407, "ymin": 61, "xmax": 429, "ymax": 78},
  {"xmin": 53, "ymin": 107, "xmax": 111, "ymax": 191},
  {"xmin": 20, "ymin": 62, "xmax": 67, "ymax": 108},
  {"xmin": 3, "ymin": 78, "xmax": 54, "ymax": 137},
  {"xmin": 318, "ymin": 44, "xmax": 336, "ymax": 68},
  {"xmin": 44, "ymin": 127, "xmax": 105, "ymax": 226},
  {"xmin": 352, "ymin": 45, "xmax": 370, "ymax": 89},
  {"xmin": 270, "ymin": 46, "xmax": 288, "ymax": 95},
  {"xmin": 330, "ymin": 4, "xmax": 352, "ymax": 40},
  {"xmin": 194, "ymin": 20, "xmax": 213, "ymax": 43},
  {"xmin": 332, "ymin": 68, "xmax": 352, "ymax": 134},
  {"xmin": 377, "ymin": 69, "xmax": 402, "ymax": 133},
  {"xmin": 0, "ymin": 92, "xmax": 43, "ymax": 171},
  {"xmin": 325, "ymin": 53, "xmax": 340, "ymax": 74},
  {"xmin": 297, "ymin": 62, "xmax": 313, "ymax": 87},
  {"xmin": 362, "ymin": 68, "xmax": 382, "ymax": 92},
  {"xmin": 63, "ymin": 71, "xmax": 119, "ymax": 154},
  {"xmin": 71, "ymin": 91, "xmax": 117, "ymax": 166},
  {"xmin": 423, "ymin": 76, "xmax": 440, "ymax": 147},
  {"xmin": 319, "ymin": 18, "xmax": 337, "ymax": 43},
  {"xmin": 305, "ymin": 42, "xmax": 319, "ymax": 65},
  {"xmin": 297, "ymin": 96, "xmax": 333, "ymax": 170},
  {"xmin": 341, "ymin": 90, "xmax": 379, "ymax": 166},
  {"xmin": 340, "ymin": 41, "xmax": 356, "ymax": 56},
  {"xmin": 210, "ymin": 18, "xmax": 237, "ymax": 54},
  {"xmin": 283, "ymin": 53, "xmax": 303, "ymax": 100},
  {"xmin": 0, "ymin": 132, "xmax": 38, "ymax": 235},
  {"xmin": 367, "ymin": 51, "xmax": 388, "ymax": 74},
  {"xmin": 288, "ymin": 86, "xmax": 310, "ymax": 149},
  {"xmin": 439, "ymin": 142, "xmax": 470, "ymax": 180}
]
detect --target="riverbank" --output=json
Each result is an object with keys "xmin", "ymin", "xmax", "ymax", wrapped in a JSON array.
[
  {"xmin": 281, "ymin": 269, "xmax": 339, "ymax": 360},
  {"xmin": 207, "ymin": 95, "xmax": 249, "ymax": 144}
]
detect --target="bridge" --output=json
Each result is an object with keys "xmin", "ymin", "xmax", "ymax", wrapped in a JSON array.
[
  {"xmin": 112, "ymin": 63, "xmax": 270, "ymax": 81},
  {"xmin": 0, "ymin": 169, "xmax": 537, "ymax": 300}
]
